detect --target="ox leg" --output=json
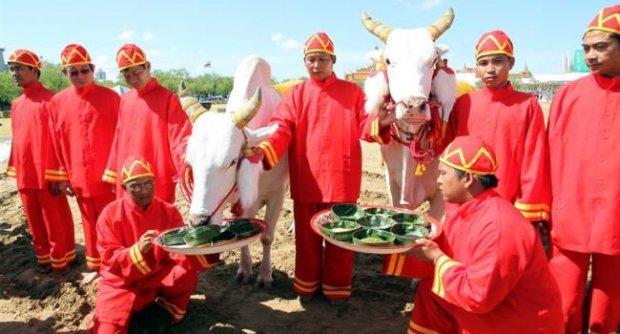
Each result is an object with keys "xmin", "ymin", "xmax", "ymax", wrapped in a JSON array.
[
  {"xmin": 380, "ymin": 143, "xmax": 404, "ymax": 207},
  {"xmin": 237, "ymin": 245, "xmax": 253, "ymax": 284},
  {"xmin": 236, "ymin": 204, "xmax": 261, "ymax": 284},
  {"xmin": 255, "ymin": 191, "xmax": 285, "ymax": 288}
]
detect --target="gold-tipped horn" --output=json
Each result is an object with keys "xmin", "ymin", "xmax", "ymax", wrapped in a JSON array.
[
  {"xmin": 361, "ymin": 12, "xmax": 393, "ymax": 43},
  {"xmin": 177, "ymin": 80, "xmax": 209, "ymax": 124},
  {"xmin": 178, "ymin": 80, "xmax": 190, "ymax": 97},
  {"xmin": 427, "ymin": 8, "xmax": 455, "ymax": 41},
  {"xmin": 231, "ymin": 87, "xmax": 262, "ymax": 129}
]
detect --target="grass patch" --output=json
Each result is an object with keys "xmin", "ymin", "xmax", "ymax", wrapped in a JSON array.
[{"xmin": 0, "ymin": 118, "xmax": 10, "ymax": 139}]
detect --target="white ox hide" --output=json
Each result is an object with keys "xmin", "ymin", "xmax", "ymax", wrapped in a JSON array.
[
  {"xmin": 362, "ymin": 9, "xmax": 457, "ymax": 219},
  {"xmin": 184, "ymin": 55, "xmax": 289, "ymax": 287}
]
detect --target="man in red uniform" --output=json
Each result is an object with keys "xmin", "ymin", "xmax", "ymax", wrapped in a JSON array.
[
  {"xmin": 446, "ymin": 30, "xmax": 551, "ymax": 251},
  {"xmin": 102, "ymin": 44, "xmax": 191, "ymax": 204},
  {"xmin": 547, "ymin": 5, "xmax": 620, "ymax": 333},
  {"xmin": 406, "ymin": 136, "xmax": 563, "ymax": 334},
  {"xmin": 90, "ymin": 156, "xmax": 214, "ymax": 333},
  {"xmin": 257, "ymin": 32, "xmax": 390, "ymax": 304},
  {"xmin": 45, "ymin": 44, "xmax": 119, "ymax": 271},
  {"xmin": 5, "ymin": 49, "xmax": 75, "ymax": 273}
]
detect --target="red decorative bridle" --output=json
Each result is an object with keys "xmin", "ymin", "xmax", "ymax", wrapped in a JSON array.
[{"xmin": 371, "ymin": 60, "xmax": 452, "ymax": 175}]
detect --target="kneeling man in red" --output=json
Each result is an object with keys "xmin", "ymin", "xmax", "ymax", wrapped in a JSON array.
[
  {"xmin": 89, "ymin": 156, "xmax": 215, "ymax": 333},
  {"xmin": 404, "ymin": 136, "xmax": 563, "ymax": 334}
]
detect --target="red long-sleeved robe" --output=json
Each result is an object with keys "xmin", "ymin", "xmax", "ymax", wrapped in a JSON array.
[
  {"xmin": 45, "ymin": 83, "xmax": 119, "ymax": 270},
  {"xmin": 447, "ymin": 83, "xmax": 550, "ymax": 221},
  {"xmin": 547, "ymin": 73, "xmax": 620, "ymax": 333},
  {"xmin": 5, "ymin": 82, "xmax": 75, "ymax": 270},
  {"xmin": 102, "ymin": 78, "xmax": 191, "ymax": 203},
  {"xmin": 93, "ymin": 194, "xmax": 214, "ymax": 329},
  {"xmin": 408, "ymin": 190, "xmax": 563, "ymax": 334},
  {"xmin": 258, "ymin": 74, "xmax": 389, "ymax": 301}
]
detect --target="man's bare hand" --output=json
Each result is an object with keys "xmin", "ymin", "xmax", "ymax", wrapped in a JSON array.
[
  {"xmin": 377, "ymin": 101, "xmax": 396, "ymax": 128},
  {"xmin": 48, "ymin": 182, "xmax": 63, "ymax": 196},
  {"xmin": 408, "ymin": 238, "xmax": 444, "ymax": 263},
  {"xmin": 60, "ymin": 181, "xmax": 75, "ymax": 197},
  {"xmin": 138, "ymin": 230, "xmax": 159, "ymax": 254}
]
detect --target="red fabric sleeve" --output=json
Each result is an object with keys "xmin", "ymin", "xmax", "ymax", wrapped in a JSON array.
[
  {"xmin": 431, "ymin": 221, "xmax": 522, "ymax": 314},
  {"xmin": 97, "ymin": 207, "xmax": 159, "ymax": 284},
  {"xmin": 258, "ymin": 91, "xmax": 296, "ymax": 170},
  {"xmin": 514, "ymin": 99, "xmax": 551, "ymax": 221}
]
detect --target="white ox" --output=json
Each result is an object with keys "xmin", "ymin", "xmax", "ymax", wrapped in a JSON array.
[
  {"xmin": 362, "ymin": 8, "xmax": 457, "ymax": 219},
  {"xmin": 181, "ymin": 55, "xmax": 288, "ymax": 287}
]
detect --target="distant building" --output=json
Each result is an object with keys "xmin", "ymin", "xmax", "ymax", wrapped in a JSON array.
[
  {"xmin": 0, "ymin": 48, "xmax": 7, "ymax": 72},
  {"xmin": 95, "ymin": 68, "xmax": 106, "ymax": 81},
  {"xmin": 344, "ymin": 65, "xmax": 373, "ymax": 86}
]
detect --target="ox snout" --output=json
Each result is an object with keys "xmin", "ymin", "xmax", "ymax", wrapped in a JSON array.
[
  {"xmin": 189, "ymin": 214, "xmax": 211, "ymax": 227},
  {"xmin": 398, "ymin": 97, "xmax": 430, "ymax": 123}
]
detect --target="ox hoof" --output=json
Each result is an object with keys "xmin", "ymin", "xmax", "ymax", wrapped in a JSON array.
[
  {"xmin": 235, "ymin": 272, "xmax": 251, "ymax": 284},
  {"xmin": 255, "ymin": 278, "xmax": 273, "ymax": 289}
]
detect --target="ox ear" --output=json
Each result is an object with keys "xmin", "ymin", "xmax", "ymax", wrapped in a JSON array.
[
  {"xmin": 242, "ymin": 123, "xmax": 279, "ymax": 145},
  {"xmin": 431, "ymin": 69, "xmax": 457, "ymax": 120},
  {"xmin": 363, "ymin": 71, "xmax": 389, "ymax": 115}
]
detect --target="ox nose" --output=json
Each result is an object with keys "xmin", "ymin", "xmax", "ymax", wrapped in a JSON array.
[{"xmin": 402, "ymin": 97, "xmax": 427, "ymax": 111}]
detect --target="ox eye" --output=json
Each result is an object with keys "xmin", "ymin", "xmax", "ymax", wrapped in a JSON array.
[{"xmin": 385, "ymin": 58, "xmax": 391, "ymax": 66}]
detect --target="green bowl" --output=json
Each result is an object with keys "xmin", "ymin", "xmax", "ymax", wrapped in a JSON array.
[
  {"xmin": 391, "ymin": 212, "xmax": 429, "ymax": 227},
  {"xmin": 330, "ymin": 204, "xmax": 364, "ymax": 221},
  {"xmin": 363, "ymin": 207, "xmax": 397, "ymax": 217},
  {"xmin": 319, "ymin": 220, "xmax": 361, "ymax": 242},
  {"xmin": 183, "ymin": 225, "xmax": 222, "ymax": 247},
  {"xmin": 352, "ymin": 229, "xmax": 395, "ymax": 247},
  {"xmin": 226, "ymin": 219, "xmax": 260, "ymax": 239},
  {"xmin": 212, "ymin": 229, "xmax": 237, "ymax": 243},
  {"xmin": 390, "ymin": 223, "xmax": 429, "ymax": 245},
  {"xmin": 356, "ymin": 215, "xmax": 396, "ymax": 230},
  {"xmin": 160, "ymin": 227, "xmax": 189, "ymax": 246}
]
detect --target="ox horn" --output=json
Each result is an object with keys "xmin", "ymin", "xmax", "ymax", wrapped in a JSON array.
[
  {"xmin": 231, "ymin": 87, "xmax": 262, "ymax": 129},
  {"xmin": 178, "ymin": 80, "xmax": 209, "ymax": 124},
  {"xmin": 361, "ymin": 12, "xmax": 393, "ymax": 43},
  {"xmin": 427, "ymin": 8, "xmax": 455, "ymax": 41}
]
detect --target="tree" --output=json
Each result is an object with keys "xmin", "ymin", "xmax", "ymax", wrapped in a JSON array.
[
  {"xmin": 39, "ymin": 61, "xmax": 70, "ymax": 92},
  {"xmin": 0, "ymin": 72, "xmax": 21, "ymax": 110}
]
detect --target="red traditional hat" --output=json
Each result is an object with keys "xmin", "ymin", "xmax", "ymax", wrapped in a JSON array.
[
  {"xmin": 61, "ymin": 44, "xmax": 92, "ymax": 67},
  {"xmin": 475, "ymin": 30, "xmax": 514, "ymax": 59},
  {"xmin": 585, "ymin": 5, "xmax": 620, "ymax": 35},
  {"xmin": 7, "ymin": 49, "xmax": 42, "ymax": 69},
  {"xmin": 116, "ymin": 43, "xmax": 147, "ymax": 70},
  {"xmin": 439, "ymin": 136, "xmax": 498, "ymax": 175},
  {"xmin": 304, "ymin": 32, "xmax": 335, "ymax": 56},
  {"xmin": 120, "ymin": 156, "xmax": 155, "ymax": 184}
]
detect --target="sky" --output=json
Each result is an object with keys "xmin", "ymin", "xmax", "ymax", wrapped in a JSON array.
[{"xmin": 0, "ymin": 0, "xmax": 616, "ymax": 82}]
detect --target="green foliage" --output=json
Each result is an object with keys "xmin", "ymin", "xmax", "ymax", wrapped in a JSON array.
[
  {"xmin": 0, "ymin": 72, "xmax": 21, "ymax": 108},
  {"xmin": 39, "ymin": 61, "xmax": 70, "ymax": 92}
]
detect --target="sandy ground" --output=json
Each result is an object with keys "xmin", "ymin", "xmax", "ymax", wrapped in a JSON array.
[{"xmin": 0, "ymin": 142, "xmax": 421, "ymax": 334}]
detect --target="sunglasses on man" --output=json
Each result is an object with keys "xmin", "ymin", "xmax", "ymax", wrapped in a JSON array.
[{"xmin": 69, "ymin": 68, "xmax": 91, "ymax": 76}]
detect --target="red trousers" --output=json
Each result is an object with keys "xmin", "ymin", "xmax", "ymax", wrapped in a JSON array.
[
  {"xmin": 19, "ymin": 189, "xmax": 75, "ymax": 270},
  {"xmin": 549, "ymin": 245, "xmax": 620, "ymax": 333},
  {"xmin": 293, "ymin": 202, "xmax": 355, "ymax": 301},
  {"xmin": 409, "ymin": 279, "xmax": 459, "ymax": 334},
  {"xmin": 91, "ymin": 264, "xmax": 197, "ymax": 333},
  {"xmin": 76, "ymin": 193, "xmax": 115, "ymax": 270}
]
